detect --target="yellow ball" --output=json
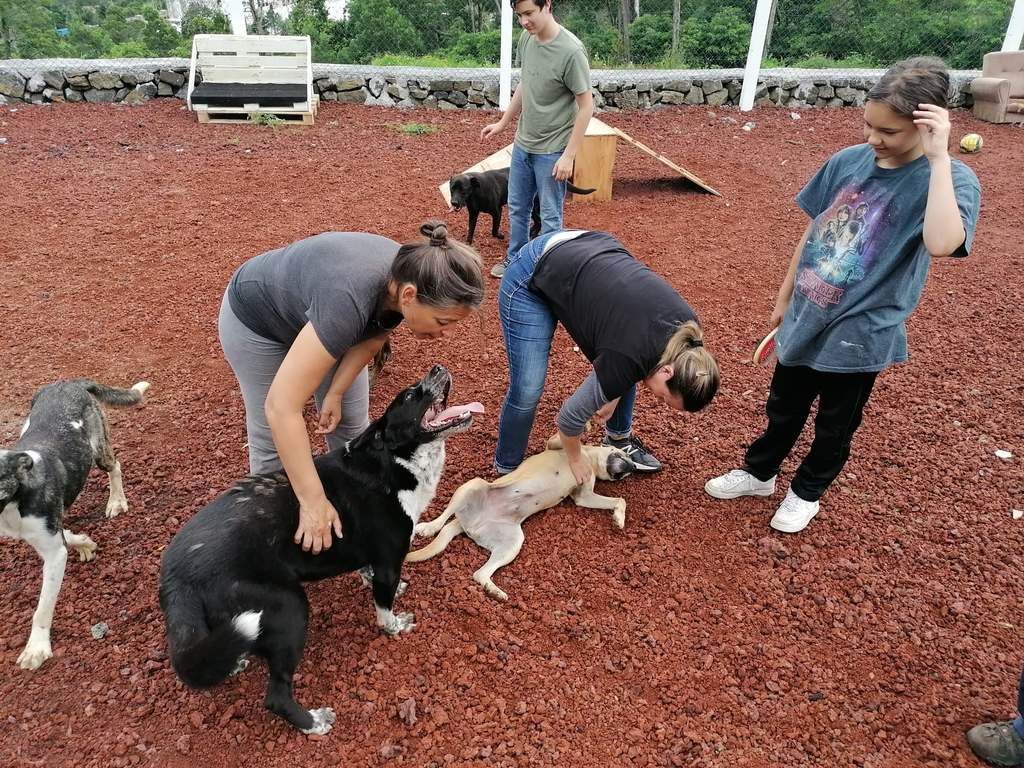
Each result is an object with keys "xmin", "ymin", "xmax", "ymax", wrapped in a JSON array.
[{"xmin": 959, "ymin": 133, "xmax": 983, "ymax": 153}]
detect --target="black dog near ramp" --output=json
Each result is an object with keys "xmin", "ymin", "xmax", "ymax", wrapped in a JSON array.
[{"xmin": 448, "ymin": 167, "xmax": 596, "ymax": 244}]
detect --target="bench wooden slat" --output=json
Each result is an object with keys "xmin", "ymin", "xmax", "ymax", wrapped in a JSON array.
[{"xmin": 193, "ymin": 34, "xmax": 309, "ymax": 54}]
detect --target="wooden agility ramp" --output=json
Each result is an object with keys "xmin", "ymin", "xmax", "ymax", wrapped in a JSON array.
[{"xmin": 439, "ymin": 116, "xmax": 719, "ymax": 206}]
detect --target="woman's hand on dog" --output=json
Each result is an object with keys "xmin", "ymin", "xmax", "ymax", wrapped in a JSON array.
[
  {"xmin": 295, "ymin": 496, "xmax": 344, "ymax": 554},
  {"xmin": 316, "ymin": 398, "xmax": 342, "ymax": 434},
  {"xmin": 568, "ymin": 453, "xmax": 594, "ymax": 487}
]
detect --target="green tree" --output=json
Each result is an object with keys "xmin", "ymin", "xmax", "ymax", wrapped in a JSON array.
[
  {"xmin": 141, "ymin": 4, "xmax": 181, "ymax": 55},
  {"xmin": 446, "ymin": 28, "xmax": 501, "ymax": 64},
  {"xmin": 629, "ymin": 14, "xmax": 672, "ymax": 63},
  {"xmin": 68, "ymin": 20, "xmax": 115, "ymax": 56},
  {"xmin": 180, "ymin": 2, "xmax": 231, "ymax": 37},
  {"xmin": 680, "ymin": 6, "xmax": 750, "ymax": 67},
  {"xmin": 342, "ymin": 0, "xmax": 422, "ymax": 63}
]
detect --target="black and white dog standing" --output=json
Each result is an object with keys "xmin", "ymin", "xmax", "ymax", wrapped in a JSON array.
[
  {"xmin": 0, "ymin": 378, "xmax": 149, "ymax": 670},
  {"xmin": 159, "ymin": 366, "xmax": 481, "ymax": 735}
]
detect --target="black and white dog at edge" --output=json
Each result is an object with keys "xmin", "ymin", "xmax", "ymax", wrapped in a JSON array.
[
  {"xmin": 159, "ymin": 365, "xmax": 483, "ymax": 735},
  {"xmin": 0, "ymin": 379, "xmax": 150, "ymax": 670}
]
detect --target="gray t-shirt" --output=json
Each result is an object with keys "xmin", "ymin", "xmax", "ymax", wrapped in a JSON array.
[
  {"xmin": 515, "ymin": 27, "xmax": 591, "ymax": 154},
  {"xmin": 776, "ymin": 144, "xmax": 981, "ymax": 372},
  {"xmin": 227, "ymin": 232, "xmax": 402, "ymax": 359}
]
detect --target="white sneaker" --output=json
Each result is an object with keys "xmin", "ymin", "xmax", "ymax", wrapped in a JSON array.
[
  {"xmin": 704, "ymin": 469, "xmax": 776, "ymax": 499},
  {"xmin": 769, "ymin": 488, "xmax": 819, "ymax": 533}
]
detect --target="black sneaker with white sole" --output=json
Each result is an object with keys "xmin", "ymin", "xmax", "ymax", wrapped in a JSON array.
[{"xmin": 603, "ymin": 434, "xmax": 662, "ymax": 472}]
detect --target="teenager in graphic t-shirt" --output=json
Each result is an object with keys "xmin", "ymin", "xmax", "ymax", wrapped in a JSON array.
[{"xmin": 705, "ymin": 57, "xmax": 981, "ymax": 534}]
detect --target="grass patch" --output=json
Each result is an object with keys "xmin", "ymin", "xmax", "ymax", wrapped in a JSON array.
[
  {"xmin": 248, "ymin": 112, "xmax": 285, "ymax": 128},
  {"xmin": 395, "ymin": 122, "xmax": 438, "ymax": 136}
]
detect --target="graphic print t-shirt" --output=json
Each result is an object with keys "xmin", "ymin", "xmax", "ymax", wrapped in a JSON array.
[{"xmin": 776, "ymin": 144, "xmax": 980, "ymax": 372}]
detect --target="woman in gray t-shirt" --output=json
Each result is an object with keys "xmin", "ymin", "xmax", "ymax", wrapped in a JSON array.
[{"xmin": 218, "ymin": 221, "xmax": 484, "ymax": 554}]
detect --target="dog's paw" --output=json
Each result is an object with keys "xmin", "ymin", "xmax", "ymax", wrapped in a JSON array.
[
  {"xmin": 71, "ymin": 537, "xmax": 98, "ymax": 562},
  {"xmin": 612, "ymin": 500, "xmax": 626, "ymax": 530},
  {"xmin": 17, "ymin": 640, "xmax": 53, "ymax": 670},
  {"xmin": 229, "ymin": 656, "xmax": 250, "ymax": 677},
  {"xmin": 395, "ymin": 580, "xmax": 408, "ymax": 598},
  {"xmin": 482, "ymin": 581, "xmax": 509, "ymax": 602},
  {"xmin": 382, "ymin": 612, "xmax": 415, "ymax": 635},
  {"xmin": 105, "ymin": 496, "xmax": 129, "ymax": 518},
  {"xmin": 301, "ymin": 707, "xmax": 336, "ymax": 736}
]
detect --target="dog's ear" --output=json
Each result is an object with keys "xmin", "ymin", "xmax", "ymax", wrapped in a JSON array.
[
  {"xmin": 14, "ymin": 452, "xmax": 33, "ymax": 479},
  {"xmin": 470, "ymin": 176, "xmax": 480, "ymax": 189}
]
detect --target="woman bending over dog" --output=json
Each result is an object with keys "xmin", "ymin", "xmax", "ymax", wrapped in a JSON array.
[
  {"xmin": 495, "ymin": 229, "xmax": 720, "ymax": 486},
  {"xmin": 219, "ymin": 222, "xmax": 485, "ymax": 554}
]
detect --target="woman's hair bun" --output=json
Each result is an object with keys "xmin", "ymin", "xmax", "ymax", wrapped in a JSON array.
[{"xmin": 420, "ymin": 220, "xmax": 448, "ymax": 247}]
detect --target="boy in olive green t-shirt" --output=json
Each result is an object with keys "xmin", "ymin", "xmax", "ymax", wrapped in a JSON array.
[{"xmin": 481, "ymin": 0, "xmax": 594, "ymax": 277}]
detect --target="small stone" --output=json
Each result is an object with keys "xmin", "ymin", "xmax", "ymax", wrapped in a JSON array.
[
  {"xmin": 157, "ymin": 69, "xmax": 185, "ymax": 87},
  {"xmin": 91, "ymin": 622, "xmax": 109, "ymax": 640},
  {"xmin": 175, "ymin": 734, "xmax": 191, "ymax": 754},
  {"xmin": 398, "ymin": 698, "xmax": 416, "ymax": 726},
  {"xmin": 995, "ymin": 449, "xmax": 1013, "ymax": 460},
  {"xmin": 741, "ymin": 121, "xmax": 755, "ymax": 132},
  {"xmin": 1012, "ymin": 510, "xmax": 1023, "ymax": 521}
]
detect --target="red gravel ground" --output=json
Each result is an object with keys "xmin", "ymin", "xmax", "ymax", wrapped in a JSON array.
[{"xmin": 0, "ymin": 99, "xmax": 1022, "ymax": 768}]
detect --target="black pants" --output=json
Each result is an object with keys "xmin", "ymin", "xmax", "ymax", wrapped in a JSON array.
[{"xmin": 744, "ymin": 363, "xmax": 878, "ymax": 502}]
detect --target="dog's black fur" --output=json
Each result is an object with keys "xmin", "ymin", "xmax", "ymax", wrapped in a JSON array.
[
  {"xmin": 159, "ymin": 366, "xmax": 476, "ymax": 734},
  {"xmin": 448, "ymin": 167, "xmax": 596, "ymax": 244},
  {"xmin": 0, "ymin": 379, "xmax": 147, "ymax": 670}
]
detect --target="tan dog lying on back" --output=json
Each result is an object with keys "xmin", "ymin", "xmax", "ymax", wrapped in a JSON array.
[{"xmin": 406, "ymin": 434, "xmax": 635, "ymax": 601}]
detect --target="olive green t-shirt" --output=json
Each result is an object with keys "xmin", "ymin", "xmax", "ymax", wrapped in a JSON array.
[{"xmin": 515, "ymin": 26, "xmax": 591, "ymax": 154}]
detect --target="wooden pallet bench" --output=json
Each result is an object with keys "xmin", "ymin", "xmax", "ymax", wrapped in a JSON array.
[{"xmin": 187, "ymin": 34, "xmax": 317, "ymax": 125}]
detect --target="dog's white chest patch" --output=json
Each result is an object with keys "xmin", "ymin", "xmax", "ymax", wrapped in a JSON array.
[{"xmin": 394, "ymin": 443, "xmax": 445, "ymax": 527}]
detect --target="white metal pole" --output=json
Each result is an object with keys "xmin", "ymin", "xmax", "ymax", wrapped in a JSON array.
[
  {"xmin": 499, "ymin": 1, "xmax": 513, "ymax": 109},
  {"xmin": 1004, "ymin": 0, "xmax": 1024, "ymax": 51},
  {"xmin": 739, "ymin": 0, "xmax": 774, "ymax": 112},
  {"xmin": 222, "ymin": 0, "xmax": 248, "ymax": 35}
]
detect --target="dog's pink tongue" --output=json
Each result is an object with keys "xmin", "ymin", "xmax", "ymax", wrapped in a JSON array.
[{"xmin": 434, "ymin": 402, "xmax": 485, "ymax": 421}]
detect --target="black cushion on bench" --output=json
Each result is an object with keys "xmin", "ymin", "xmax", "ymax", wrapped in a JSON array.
[{"xmin": 191, "ymin": 82, "xmax": 308, "ymax": 107}]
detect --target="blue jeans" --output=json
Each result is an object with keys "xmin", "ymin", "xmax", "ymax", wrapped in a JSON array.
[
  {"xmin": 506, "ymin": 144, "xmax": 568, "ymax": 262},
  {"xmin": 495, "ymin": 233, "xmax": 637, "ymax": 473}
]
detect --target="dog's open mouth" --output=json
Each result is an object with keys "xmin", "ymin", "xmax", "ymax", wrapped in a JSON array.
[{"xmin": 422, "ymin": 401, "xmax": 484, "ymax": 431}]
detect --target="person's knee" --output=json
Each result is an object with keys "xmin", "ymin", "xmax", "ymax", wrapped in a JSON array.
[{"xmin": 504, "ymin": 384, "xmax": 543, "ymax": 413}]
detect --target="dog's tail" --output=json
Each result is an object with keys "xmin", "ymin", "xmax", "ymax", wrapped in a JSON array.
[
  {"xmin": 566, "ymin": 182, "xmax": 597, "ymax": 195},
  {"xmin": 163, "ymin": 588, "xmax": 259, "ymax": 689},
  {"xmin": 81, "ymin": 379, "xmax": 150, "ymax": 407},
  {"xmin": 406, "ymin": 519, "xmax": 464, "ymax": 562}
]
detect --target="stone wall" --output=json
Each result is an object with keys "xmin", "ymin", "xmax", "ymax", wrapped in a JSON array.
[{"xmin": 0, "ymin": 59, "xmax": 979, "ymax": 111}]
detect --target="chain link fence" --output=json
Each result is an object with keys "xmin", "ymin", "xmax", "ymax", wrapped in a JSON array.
[
  {"xmin": 765, "ymin": 0, "xmax": 1015, "ymax": 70},
  {"xmin": 2, "ymin": 0, "xmax": 1018, "ymax": 77}
]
